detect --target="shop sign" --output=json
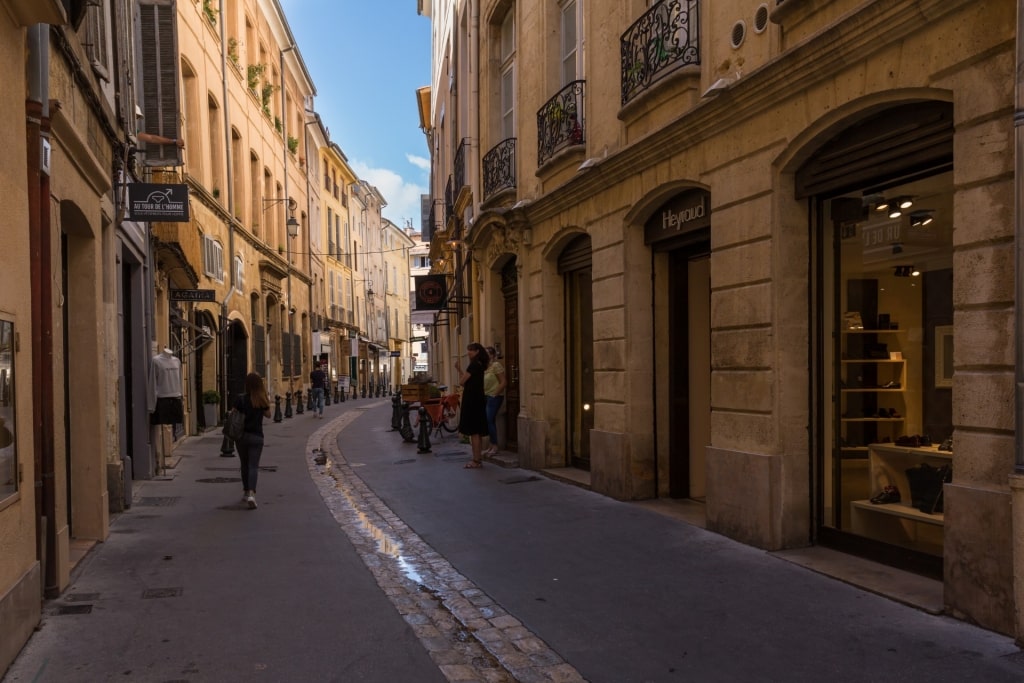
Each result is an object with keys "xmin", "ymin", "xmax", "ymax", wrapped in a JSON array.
[
  {"xmin": 390, "ymin": 350, "xmax": 401, "ymax": 357},
  {"xmin": 645, "ymin": 189, "xmax": 711, "ymax": 245},
  {"xmin": 170, "ymin": 288, "xmax": 215, "ymax": 302},
  {"xmin": 127, "ymin": 183, "xmax": 190, "ymax": 222}
]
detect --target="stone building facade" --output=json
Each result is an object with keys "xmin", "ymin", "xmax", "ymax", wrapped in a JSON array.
[{"xmin": 419, "ymin": 0, "xmax": 1024, "ymax": 638}]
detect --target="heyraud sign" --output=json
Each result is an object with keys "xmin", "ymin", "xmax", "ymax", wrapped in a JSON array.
[
  {"xmin": 644, "ymin": 189, "xmax": 711, "ymax": 245},
  {"xmin": 127, "ymin": 183, "xmax": 190, "ymax": 222}
]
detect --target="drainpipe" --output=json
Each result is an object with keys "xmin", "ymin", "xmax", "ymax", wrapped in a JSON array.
[
  {"xmin": 470, "ymin": 0, "xmax": 480, "ymax": 222},
  {"xmin": 27, "ymin": 23, "xmax": 58, "ymax": 598},
  {"xmin": 216, "ymin": 0, "xmax": 236, "ymax": 459},
  {"xmin": 219, "ymin": 0, "xmax": 235, "ymax": 417},
  {"xmin": 1011, "ymin": 0, "xmax": 1024, "ymax": 645},
  {"xmin": 1015, "ymin": 3, "xmax": 1024, "ymax": 474},
  {"xmin": 282, "ymin": 44, "xmax": 296, "ymax": 397}
]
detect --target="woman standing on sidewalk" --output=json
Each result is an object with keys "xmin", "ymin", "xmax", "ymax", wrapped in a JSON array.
[
  {"xmin": 483, "ymin": 346, "xmax": 506, "ymax": 456},
  {"xmin": 235, "ymin": 372, "xmax": 271, "ymax": 508},
  {"xmin": 457, "ymin": 343, "xmax": 490, "ymax": 468}
]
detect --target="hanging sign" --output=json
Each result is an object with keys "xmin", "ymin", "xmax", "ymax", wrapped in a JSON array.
[
  {"xmin": 127, "ymin": 183, "xmax": 190, "ymax": 222},
  {"xmin": 415, "ymin": 275, "xmax": 447, "ymax": 310}
]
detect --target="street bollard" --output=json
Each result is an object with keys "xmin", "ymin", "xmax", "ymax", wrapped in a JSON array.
[
  {"xmin": 399, "ymin": 402, "xmax": 415, "ymax": 442},
  {"xmin": 324, "ymin": 385, "xmax": 331, "ymax": 406},
  {"xmin": 273, "ymin": 395, "xmax": 283, "ymax": 422},
  {"xmin": 220, "ymin": 434, "xmax": 235, "ymax": 457},
  {"xmin": 295, "ymin": 390, "xmax": 304, "ymax": 414},
  {"xmin": 284, "ymin": 391, "xmax": 293, "ymax": 418},
  {"xmin": 416, "ymin": 406, "xmax": 432, "ymax": 453},
  {"xmin": 307, "ymin": 390, "xmax": 314, "ymax": 411},
  {"xmin": 390, "ymin": 394, "xmax": 401, "ymax": 431}
]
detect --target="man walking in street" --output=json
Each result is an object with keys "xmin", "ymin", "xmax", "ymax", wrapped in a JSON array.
[{"xmin": 310, "ymin": 363, "xmax": 327, "ymax": 418}]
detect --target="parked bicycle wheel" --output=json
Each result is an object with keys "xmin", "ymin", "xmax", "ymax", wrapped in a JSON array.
[{"xmin": 441, "ymin": 405, "xmax": 459, "ymax": 432}]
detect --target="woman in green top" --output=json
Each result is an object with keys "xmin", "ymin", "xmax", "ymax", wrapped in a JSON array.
[{"xmin": 483, "ymin": 346, "xmax": 507, "ymax": 455}]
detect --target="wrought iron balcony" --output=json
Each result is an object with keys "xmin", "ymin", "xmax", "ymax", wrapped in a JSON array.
[
  {"xmin": 620, "ymin": 0, "xmax": 700, "ymax": 106},
  {"xmin": 454, "ymin": 138, "xmax": 469, "ymax": 195},
  {"xmin": 483, "ymin": 138, "xmax": 516, "ymax": 200},
  {"xmin": 537, "ymin": 80, "xmax": 586, "ymax": 166},
  {"xmin": 444, "ymin": 176, "xmax": 454, "ymax": 226}
]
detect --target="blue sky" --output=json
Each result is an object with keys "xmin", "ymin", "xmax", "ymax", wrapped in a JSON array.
[{"xmin": 279, "ymin": 0, "xmax": 431, "ymax": 233}]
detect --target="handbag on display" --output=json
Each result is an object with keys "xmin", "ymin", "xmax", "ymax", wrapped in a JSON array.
[{"xmin": 222, "ymin": 408, "xmax": 245, "ymax": 442}]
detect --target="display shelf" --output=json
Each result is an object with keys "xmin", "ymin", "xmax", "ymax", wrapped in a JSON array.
[
  {"xmin": 850, "ymin": 500, "xmax": 944, "ymax": 525},
  {"xmin": 841, "ymin": 388, "xmax": 904, "ymax": 393},
  {"xmin": 847, "ymin": 443, "xmax": 951, "ymax": 556},
  {"xmin": 841, "ymin": 329, "xmax": 907, "ymax": 334}
]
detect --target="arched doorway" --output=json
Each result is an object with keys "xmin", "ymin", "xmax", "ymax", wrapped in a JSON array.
[
  {"xmin": 225, "ymin": 320, "xmax": 248, "ymax": 407},
  {"xmin": 558, "ymin": 235, "xmax": 593, "ymax": 470},
  {"xmin": 501, "ymin": 258, "xmax": 520, "ymax": 450},
  {"xmin": 194, "ymin": 310, "xmax": 218, "ymax": 428},
  {"xmin": 646, "ymin": 188, "xmax": 711, "ymax": 500}
]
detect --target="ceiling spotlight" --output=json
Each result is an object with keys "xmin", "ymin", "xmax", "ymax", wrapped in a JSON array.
[
  {"xmin": 897, "ymin": 196, "xmax": 914, "ymax": 209},
  {"xmin": 874, "ymin": 199, "xmax": 890, "ymax": 212},
  {"xmin": 911, "ymin": 267, "xmax": 921, "ymax": 277},
  {"xmin": 888, "ymin": 205, "xmax": 902, "ymax": 219},
  {"xmin": 909, "ymin": 210, "xmax": 934, "ymax": 227}
]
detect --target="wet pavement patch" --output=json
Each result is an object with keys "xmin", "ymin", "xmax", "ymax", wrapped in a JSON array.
[
  {"xmin": 55, "ymin": 604, "xmax": 92, "ymax": 615},
  {"xmin": 196, "ymin": 477, "xmax": 242, "ymax": 484},
  {"xmin": 500, "ymin": 475, "xmax": 542, "ymax": 485},
  {"xmin": 136, "ymin": 497, "xmax": 181, "ymax": 507},
  {"xmin": 142, "ymin": 587, "xmax": 183, "ymax": 599},
  {"xmin": 110, "ymin": 528, "xmax": 138, "ymax": 533},
  {"xmin": 65, "ymin": 593, "xmax": 99, "ymax": 602},
  {"xmin": 394, "ymin": 459, "xmax": 417, "ymax": 465}
]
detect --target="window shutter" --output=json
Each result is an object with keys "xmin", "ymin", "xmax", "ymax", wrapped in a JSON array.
[{"xmin": 137, "ymin": 0, "xmax": 182, "ymax": 167}]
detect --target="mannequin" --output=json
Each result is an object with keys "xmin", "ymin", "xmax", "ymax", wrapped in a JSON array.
[{"xmin": 149, "ymin": 347, "xmax": 183, "ymax": 425}]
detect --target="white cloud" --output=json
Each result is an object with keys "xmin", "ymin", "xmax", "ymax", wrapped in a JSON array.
[
  {"xmin": 352, "ymin": 160, "xmax": 427, "ymax": 233},
  {"xmin": 406, "ymin": 154, "xmax": 430, "ymax": 171}
]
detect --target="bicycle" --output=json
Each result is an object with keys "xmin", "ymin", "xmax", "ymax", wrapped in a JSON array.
[{"xmin": 408, "ymin": 386, "xmax": 461, "ymax": 437}]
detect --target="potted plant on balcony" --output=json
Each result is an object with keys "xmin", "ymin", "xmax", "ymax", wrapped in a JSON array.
[{"xmin": 202, "ymin": 389, "xmax": 221, "ymax": 429}]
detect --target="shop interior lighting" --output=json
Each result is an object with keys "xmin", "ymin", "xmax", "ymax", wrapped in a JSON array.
[
  {"xmin": 893, "ymin": 265, "xmax": 921, "ymax": 277},
  {"xmin": 909, "ymin": 210, "xmax": 934, "ymax": 227}
]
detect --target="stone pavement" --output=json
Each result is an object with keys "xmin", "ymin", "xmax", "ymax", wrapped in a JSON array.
[{"xmin": 5, "ymin": 397, "xmax": 1024, "ymax": 683}]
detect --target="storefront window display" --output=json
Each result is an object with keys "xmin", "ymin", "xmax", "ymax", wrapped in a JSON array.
[
  {"xmin": 820, "ymin": 171, "xmax": 953, "ymax": 562},
  {"xmin": 0, "ymin": 319, "xmax": 17, "ymax": 501}
]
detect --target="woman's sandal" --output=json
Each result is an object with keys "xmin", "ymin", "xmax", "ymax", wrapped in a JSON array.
[{"xmin": 464, "ymin": 460, "xmax": 483, "ymax": 469}]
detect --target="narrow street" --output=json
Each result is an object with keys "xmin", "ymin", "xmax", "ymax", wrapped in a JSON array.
[{"xmin": 5, "ymin": 399, "xmax": 1023, "ymax": 683}]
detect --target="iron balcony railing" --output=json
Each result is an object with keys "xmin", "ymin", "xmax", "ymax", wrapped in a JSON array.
[
  {"xmin": 454, "ymin": 138, "xmax": 469, "ymax": 195},
  {"xmin": 620, "ymin": 0, "xmax": 701, "ymax": 106},
  {"xmin": 482, "ymin": 138, "xmax": 516, "ymax": 199},
  {"xmin": 537, "ymin": 80, "xmax": 585, "ymax": 166},
  {"xmin": 444, "ymin": 176, "xmax": 454, "ymax": 227}
]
